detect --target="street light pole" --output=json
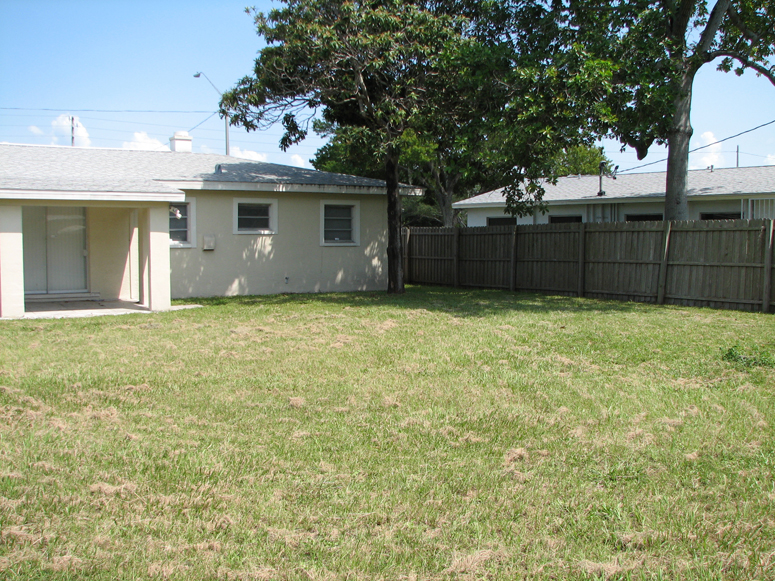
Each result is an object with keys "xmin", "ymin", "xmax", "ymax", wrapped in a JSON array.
[{"xmin": 194, "ymin": 72, "xmax": 230, "ymax": 156}]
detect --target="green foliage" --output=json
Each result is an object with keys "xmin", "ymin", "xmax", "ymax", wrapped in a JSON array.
[
  {"xmin": 522, "ymin": 1, "xmax": 775, "ymax": 218},
  {"xmin": 223, "ymin": 0, "xmax": 472, "ymax": 148},
  {"xmin": 551, "ymin": 145, "xmax": 613, "ymax": 177},
  {"xmin": 222, "ymin": 0, "xmax": 623, "ymax": 228},
  {"xmin": 223, "ymin": 0, "xmax": 512, "ymax": 288},
  {"xmin": 561, "ymin": 2, "xmax": 775, "ymax": 154},
  {"xmin": 722, "ymin": 344, "xmax": 775, "ymax": 368},
  {"xmin": 311, "ymin": 123, "xmax": 505, "ymax": 226},
  {"xmin": 310, "ymin": 123, "xmax": 384, "ymax": 180}
]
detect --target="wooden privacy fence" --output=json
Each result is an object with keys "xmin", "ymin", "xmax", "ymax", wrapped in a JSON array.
[{"xmin": 402, "ymin": 220, "xmax": 775, "ymax": 313}]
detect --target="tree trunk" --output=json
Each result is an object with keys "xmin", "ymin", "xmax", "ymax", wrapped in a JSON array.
[
  {"xmin": 385, "ymin": 147, "xmax": 405, "ymax": 293},
  {"xmin": 437, "ymin": 190, "xmax": 454, "ymax": 227},
  {"xmin": 664, "ymin": 71, "xmax": 695, "ymax": 221}
]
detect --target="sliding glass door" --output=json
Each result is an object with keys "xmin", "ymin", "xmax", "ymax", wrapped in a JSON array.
[{"xmin": 23, "ymin": 207, "xmax": 87, "ymax": 294}]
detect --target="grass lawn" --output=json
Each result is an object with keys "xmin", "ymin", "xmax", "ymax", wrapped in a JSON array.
[{"xmin": 1, "ymin": 286, "xmax": 774, "ymax": 580}]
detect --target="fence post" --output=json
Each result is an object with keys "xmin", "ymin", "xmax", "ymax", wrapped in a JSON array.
[
  {"xmin": 763, "ymin": 219, "xmax": 774, "ymax": 313},
  {"xmin": 453, "ymin": 228, "xmax": 460, "ymax": 288},
  {"xmin": 403, "ymin": 228, "xmax": 411, "ymax": 285},
  {"xmin": 577, "ymin": 222, "xmax": 586, "ymax": 298},
  {"xmin": 510, "ymin": 226, "xmax": 518, "ymax": 292},
  {"xmin": 657, "ymin": 221, "xmax": 673, "ymax": 304}
]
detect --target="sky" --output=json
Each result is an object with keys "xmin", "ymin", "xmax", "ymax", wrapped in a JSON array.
[{"xmin": 1, "ymin": 0, "xmax": 774, "ymax": 176}]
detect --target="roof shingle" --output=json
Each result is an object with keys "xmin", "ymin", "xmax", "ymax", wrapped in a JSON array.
[
  {"xmin": 453, "ymin": 165, "xmax": 775, "ymax": 208},
  {"xmin": 0, "ymin": 143, "xmax": 391, "ymax": 194}
]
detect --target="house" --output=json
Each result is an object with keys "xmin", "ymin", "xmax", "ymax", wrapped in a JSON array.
[
  {"xmin": 0, "ymin": 135, "xmax": 417, "ymax": 318},
  {"xmin": 454, "ymin": 166, "xmax": 775, "ymax": 226}
]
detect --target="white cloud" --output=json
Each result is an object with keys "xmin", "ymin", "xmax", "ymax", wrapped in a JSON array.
[
  {"xmin": 51, "ymin": 114, "xmax": 91, "ymax": 147},
  {"xmin": 766, "ymin": 154, "xmax": 775, "ymax": 166},
  {"xmin": 290, "ymin": 154, "xmax": 306, "ymax": 168},
  {"xmin": 231, "ymin": 146, "xmax": 268, "ymax": 162},
  {"xmin": 690, "ymin": 131, "xmax": 724, "ymax": 169},
  {"xmin": 28, "ymin": 125, "xmax": 43, "ymax": 135},
  {"xmin": 122, "ymin": 131, "xmax": 169, "ymax": 151}
]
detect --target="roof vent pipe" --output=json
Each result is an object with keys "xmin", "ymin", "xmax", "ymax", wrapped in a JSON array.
[
  {"xmin": 170, "ymin": 131, "xmax": 193, "ymax": 152},
  {"xmin": 598, "ymin": 160, "xmax": 606, "ymax": 196}
]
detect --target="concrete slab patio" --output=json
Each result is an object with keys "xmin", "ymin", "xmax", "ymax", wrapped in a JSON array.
[{"xmin": 6, "ymin": 300, "xmax": 201, "ymax": 320}]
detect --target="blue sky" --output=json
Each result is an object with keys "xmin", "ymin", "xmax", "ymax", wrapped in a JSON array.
[{"xmin": 1, "ymin": 0, "xmax": 774, "ymax": 175}]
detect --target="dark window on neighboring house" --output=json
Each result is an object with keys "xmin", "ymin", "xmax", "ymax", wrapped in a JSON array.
[
  {"xmin": 487, "ymin": 217, "xmax": 517, "ymax": 226},
  {"xmin": 626, "ymin": 214, "xmax": 663, "ymax": 222},
  {"xmin": 700, "ymin": 212, "xmax": 741, "ymax": 220},
  {"xmin": 548, "ymin": 215, "xmax": 582, "ymax": 223}
]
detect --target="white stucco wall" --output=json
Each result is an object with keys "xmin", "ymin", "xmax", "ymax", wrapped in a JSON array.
[
  {"xmin": 688, "ymin": 199, "xmax": 742, "ymax": 219},
  {"xmin": 87, "ymin": 207, "xmax": 135, "ymax": 301},
  {"xmin": 465, "ymin": 208, "xmax": 534, "ymax": 227},
  {"xmin": 0, "ymin": 205, "xmax": 25, "ymax": 318},
  {"xmin": 170, "ymin": 190, "xmax": 388, "ymax": 299}
]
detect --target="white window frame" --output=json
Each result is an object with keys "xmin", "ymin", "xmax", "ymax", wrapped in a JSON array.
[
  {"xmin": 169, "ymin": 198, "xmax": 196, "ymax": 248},
  {"xmin": 233, "ymin": 198, "xmax": 278, "ymax": 235},
  {"xmin": 320, "ymin": 200, "xmax": 360, "ymax": 247}
]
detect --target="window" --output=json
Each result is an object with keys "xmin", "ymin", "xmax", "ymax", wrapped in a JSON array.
[
  {"xmin": 626, "ymin": 213, "xmax": 663, "ymax": 222},
  {"xmin": 169, "ymin": 199, "xmax": 196, "ymax": 247},
  {"xmin": 487, "ymin": 217, "xmax": 517, "ymax": 226},
  {"xmin": 548, "ymin": 215, "xmax": 582, "ymax": 223},
  {"xmin": 320, "ymin": 201, "xmax": 360, "ymax": 246},
  {"xmin": 700, "ymin": 212, "xmax": 741, "ymax": 221},
  {"xmin": 233, "ymin": 198, "xmax": 278, "ymax": 234},
  {"xmin": 239, "ymin": 203, "xmax": 270, "ymax": 230}
]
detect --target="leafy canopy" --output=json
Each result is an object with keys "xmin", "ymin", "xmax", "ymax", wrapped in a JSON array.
[{"xmin": 222, "ymin": 0, "xmax": 474, "ymax": 151}]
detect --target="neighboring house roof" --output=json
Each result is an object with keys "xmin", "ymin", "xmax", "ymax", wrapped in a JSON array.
[
  {"xmin": 0, "ymin": 143, "xmax": 417, "ymax": 201},
  {"xmin": 453, "ymin": 165, "xmax": 775, "ymax": 209}
]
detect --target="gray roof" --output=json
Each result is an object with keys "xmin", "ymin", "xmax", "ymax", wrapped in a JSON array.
[
  {"xmin": 0, "ymin": 143, "xmax": 393, "ymax": 195},
  {"xmin": 453, "ymin": 165, "xmax": 775, "ymax": 208}
]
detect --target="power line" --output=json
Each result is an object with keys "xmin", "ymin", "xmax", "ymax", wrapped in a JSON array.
[
  {"xmin": 618, "ymin": 117, "xmax": 775, "ymax": 174},
  {"xmin": 0, "ymin": 107, "xmax": 215, "ymax": 114}
]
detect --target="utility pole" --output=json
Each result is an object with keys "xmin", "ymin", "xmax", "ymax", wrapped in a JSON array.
[
  {"xmin": 736, "ymin": 145, "xmax": 739, "ymax": 168},
  {"xmin": 194, "ymin": 72, "xmax": 230, "ymax": 156},
  {"xmin": 70, "ymin": 116, "xmax": 75, "ymax": 146}
]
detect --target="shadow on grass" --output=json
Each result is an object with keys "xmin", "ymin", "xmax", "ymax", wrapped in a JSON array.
[{"xmin": 176, "ymin": 284, "xmax": 665, "ymax": 319}]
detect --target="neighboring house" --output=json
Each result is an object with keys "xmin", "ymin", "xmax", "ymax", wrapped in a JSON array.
[
  {"xmin": 454, "ymin": 166, "xmax": 775, "ymax": 226},
  {"xmin": 0, "ymin": 135, "xmax": 418, "ymax": 318}
]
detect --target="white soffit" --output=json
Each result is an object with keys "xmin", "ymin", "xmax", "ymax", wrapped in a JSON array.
[{"xmin": 0, "ymin": 189, "xmax": 186, "ymax": 202}]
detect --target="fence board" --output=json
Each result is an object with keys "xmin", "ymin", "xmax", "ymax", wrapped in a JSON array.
[{"xmin": 404, "ymin": 220, "xmax": 773, "ymax": 314}]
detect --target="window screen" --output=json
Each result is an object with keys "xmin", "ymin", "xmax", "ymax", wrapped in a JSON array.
[
  {"xmin": 169, "ymin": 203, "xmax": 189, "ymax": 243},
  {"xmin": 238, "ymin": 203, "xmax": 270, "ymax": 231},
  {"xmin": 324, "ymin": 205, "xmax": 353, "ymax": 242}
]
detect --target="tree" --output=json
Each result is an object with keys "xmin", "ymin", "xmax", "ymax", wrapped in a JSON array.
[
  {"xmin": 550, "ymin": 145, "xmax": 612, "ymax": 177},
  {"xmin": 221, "ymin": 0, "xmax": 487, "ymax": 293},
  {"xmin": 311, "ymin": 123, "xmax": 504, "ymax": 227},
  {"xmin": 222, "ymin": 1, "xmax": 615, "ymax": 290},
  {"xmin": 562, "ymin": 0, "xmax": 775, "ymax": 220},
  {"xmin": 312, "ymin": 127, "xmax": 612, "ymax": 225}
]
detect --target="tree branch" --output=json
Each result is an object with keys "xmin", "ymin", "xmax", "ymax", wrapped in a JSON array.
[
  {"xmin": 672, "ymin": 0, "xmax": 697, "ymax": 38},
  {"xmin": 725, "ymin": 5, "xmax": 761, "ymax": 44},
  {"xmin": 708, "ymin": 50, "xmax": 775, "ymax": 86},
  {"xmin": 695, "ymin": 0, "xmax": 731, "ymax": 55}
]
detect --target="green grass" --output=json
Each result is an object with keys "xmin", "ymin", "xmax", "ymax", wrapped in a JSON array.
[{"xmin": 1, "ymin": 286, "xmax": 773, "ymax": 580}]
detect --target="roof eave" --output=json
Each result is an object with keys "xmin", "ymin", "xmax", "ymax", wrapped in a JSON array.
[
  {"xmin": 0, "ymin": 189, "xmax": 185, "ymax": 202},
  {"xmin": 164, "ymin": 179, "xmax": 420, "ymax": 196},
  {"xmin": 455, "ymin": 190, "xmax": 775, "ymax": 208}
]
